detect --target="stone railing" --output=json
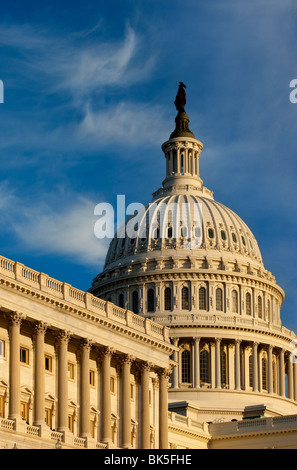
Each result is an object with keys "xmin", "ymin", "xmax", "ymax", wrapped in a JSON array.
[
  {"xmin": 209, "ymin": 414, "xmax": 297, "ymax": 436},
  {"xmin": 168, "ymin": 411, "xmax": 209, "ymax": 434},
  {"xmin": 152, "ymin": 313, "xmax": 296, "ymax": 341},
  {"xmin": 0, "ymin": 255, "xmax": 169, "ymax": 343}
]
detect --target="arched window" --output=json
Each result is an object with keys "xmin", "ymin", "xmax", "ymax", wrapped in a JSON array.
[
  {"xmin": 181, "ymin": 349, "xmax": 191, "ymax": 383},
  {"xmin": 119, "ymin": 293, "xmax": 124, "ymax": 309},
  {"xmin": 200, "ymin": 349, "xmax": 210, "ymax": 385},
  {"xmin": 246, "ymin": 292, "xmax": 252, "ymax": 315},
  {"xmin": 181, "ymin": 286, "xmax": 189, "ymax": 310},
  {"xmin": 147, "ymin": 288, "xmax": 155, "ymax": 313},
  {"xmin": 262, "ymin": 357, "xmax": 267, "ymax": 391},
  {"xmin": 232, "ymin": 290, "xmax": 238, "ymax": 313},
  {"xmin": 216, "ymin": 288, "xmax": 223, "ymax": 311},
  {"xmin": 199, "ymin": 287, "xmax": 206, "ymax": 310},
  {"xmin": 258, "ymin": 296, "xmax": 263, "ymax": 319},
  {"xmin": 132, "ymin": 291, "xmax": 139, "ymax": 314},
  {"xmin": 164, "ymin": 287, "xmax": 172, "ymax": 311}
]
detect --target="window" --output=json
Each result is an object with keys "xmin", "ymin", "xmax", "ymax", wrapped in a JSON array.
[
  {"xmin": 147, "ymin": 288, "xmax": 155, "ymax": 313},
  {"xmin": 68, "ymin": 362, "xmax": 75, "ymax": 379},
  {"xmin": 45, "ymin": 408, "xmax": 52, "ymax": 428},
  {"xmin": 20, "ymin": 347, "xmax": 29, "ymax": 364},
  {"xmin": 221, "ymin": 350, "xmax": 227, "ymax": 387},
  {"xmin": 258, "ymin": 296, "xmax": 263, "ymax": 319},
  {"xmin": 249, "ymin": 355, "xmax": 253, "ymax": 388},
  {"xmin": 220, "ymin": 230, "xmax": 226, "ymax": 241},
  {"xmin": 119, "ymin": 293, "xmax": 124, "ymax": 309},
  {"xmin": 68, "ymin": 414, "xmax": 74, "ymax": 433},
  {"xmin": 208, "ymin": 228, "xmax": 214, "ymax": 239},
  {"xmin": 167, "ymin": 226, "xmax": 173, "ymax": 238},
  {"xmin": 45, "ymin": 355, "xmax": 52, "ymax": 372},
  {"xmin": 200, "ymin": 350, "xmax": 209, "ymax": 385},
  {"xmin": 241, "ymin": 235, "xmax": 246, "ymax": 246},
  {"xmin": 199, "ymin": 287, "xmax": 206, "ymax": 310},
  {"xmin": 164, "ymin": 287, "xmax": 172, "ymax": 311},
  {"xmin": 90, "ymin": 419, "xmax": 95, "ymax": 438},
  {"xmin": 90, "ymin": 370, "xmax": 95, "ymax": 386},
  {"xmin": 181, "ymin": 349, "xmax": 191, "ymax": 383},
  {"xmin": 20, "ymin": 401, "xmax": 29, "ymax": 422},
  {"xmin": 0, "ymin": 339, "xmax": 4, "ymax": 357},
  {"xmin": 181, "ymin": 286, "xmax": 189, "ymax": 310},
  {"xmin": 216, "ymin": 288, "xmax": 223, "ymax": 311},
  {"xmin": 232, "ymin": 233, "xmax": 237, "ymax": 243},
  {"xmin": 194, "ymin": 226, "xmax": 201, "ymax": 238},
  {"xmin": 262, "ymin": 357, "xmax": 267, "ymax": 391},
  {"xmin": 181, "ymin": 226, "xmax": 187, "ymax": 238},
  {"xmin": 130, "ymin": 384, "xmax": 134, "ymax": 399},
  {"xmin": 110, "ymin": 377, "xmax": 115, "ymax": 393},
  {"xmin": 232, "ymin": 290, "xmax": 238, "ymax": 313},
  {"xmin": 153, "ymin": 227, "xmax": 159, "ymax": 240},
  {"xmin": 246, "ymin": 293, "xmax": 252, "ymax": 315},
  {"xmin": 0, "ymin": 395, "xmax": 4, "ymax": 418},
  {"xmin": 132, "ymin": 291, "xmax": 139, "ymax": 314}
]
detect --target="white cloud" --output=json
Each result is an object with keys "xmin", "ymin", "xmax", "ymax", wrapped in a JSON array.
[{"xmin": 0, "ymin": 184, "xmax": 111, "ymax": 267}]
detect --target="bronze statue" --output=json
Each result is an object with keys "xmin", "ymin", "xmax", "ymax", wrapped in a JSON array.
[{"xmin": 174, "ymin": 82, "xmax": 187, "ymax": 112}]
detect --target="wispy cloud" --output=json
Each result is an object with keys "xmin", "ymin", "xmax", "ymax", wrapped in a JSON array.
[{"xmin": 0, "ymin": 183, "xmax": 109, "ymax": 267}]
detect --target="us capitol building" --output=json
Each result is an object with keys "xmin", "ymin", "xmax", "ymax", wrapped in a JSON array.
[{"xmin": 0, "ymin": 85, "xmax": 297, "ymax": 449}]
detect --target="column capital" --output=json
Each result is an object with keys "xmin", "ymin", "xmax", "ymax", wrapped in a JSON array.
[
  {"xmin": 56, "ymin": 329, "xmax": 71, "ymax": 344},
  {"xmin": 119, "ymin": 353, "xmax": 135, "ymax": 367},
  {"xmin": 33, "ymin": 321, "xmax": 48, "ymax": 337},
  {"xmin": 9, "ymin": 311, "xmax": 26, "ymax": 327},
  {"xmin": 99, "ymin": 346, "xmax": 115, "ymax": 361},
  {"xmin": 79, "ymin": 338, "xmax": 94, "ymax": 352}
]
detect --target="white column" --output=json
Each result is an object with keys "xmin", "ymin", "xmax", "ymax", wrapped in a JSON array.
[
  {"xmin": 252, "ymin": 342, "xmax": 259, "ymax": 392},
  {"xmin": 215, "ymin": 338, "xmax": 221, "ymax": 389},
  {"xmin": 279, "ymin": 349, "xmax": 286, "ymax": 397},
  {"xmin": 33, "ymin": 321, "xmax": 47, "ymax": 427},
  {"xmin": 235, "ymin": 340, "xmax": 241, "ymax": 390},
  {"xmin": 194, "ymin": 337, "xmax": 200, "ymax": 389}
]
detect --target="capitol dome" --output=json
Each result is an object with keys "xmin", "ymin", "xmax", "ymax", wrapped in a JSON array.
[{"xmin": 90, "ymin": 84, "xmax": 297, "ymax": 422}]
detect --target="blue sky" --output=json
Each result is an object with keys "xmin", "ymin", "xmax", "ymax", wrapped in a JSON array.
[{"xmin": 1, "ymin": 0, "xmax": 297, "ymax": 332}]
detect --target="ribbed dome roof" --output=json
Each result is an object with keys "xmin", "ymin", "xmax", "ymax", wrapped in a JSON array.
[{"xmin": 103, "ymin": 193, "xmax": 263, "ymax": 271}]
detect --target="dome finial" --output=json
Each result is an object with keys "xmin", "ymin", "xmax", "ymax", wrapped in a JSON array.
[{"xmin": 170, "ymin": 82, "xmax": 195, "ymax": 139}]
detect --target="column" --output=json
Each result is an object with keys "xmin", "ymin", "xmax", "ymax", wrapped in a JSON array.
[
  {"xmin": 228, "ymin": 343, "xmax": 235, "ymax": 390},
  {"xmin": 121, "ymin": 354, "xmax": 133, "ymax": 449},
  {"xmin": 56, "ymin": 330, "xmax": 71, "ymax": 433},
  {"xmin": 79, "ymin": 338, "xmax": 92, "ymax": 437},
  {"xmin": 101, "ymin": 347, "xmax": 114, "ymax": 445},
  {"xmin": 194, "ymin": 337, "xmax": 200, "ymax": 389},
  {"xmin": 215, "ymin": 338, "xmax": 221, "ymax": 389},
  {"xmin": 252, "ymin": 342, "xmax": 259, "ymax": 392},
  {"xmin": 210, "ymin": 342, "xmax": 216, "ymax": 388},
  {"xmin": 243, "ymin": 346, "xmax": 250, "ymax": 391},
  {"xmin": 287, "ymin": 353, "xmax": 294, "ymax": 400},
  {"xmin": 294, "ymin": 362, "xmax": 297, "ymax": 402},
  {"xmin": 33, "ymin": 321, "xmax": 47, "ymax": 426},
  {"xmin": 158, "ymin": 369, "xmax": 169, "ymax": 449},
  {"xmin": 268, "ymin": 345, "xmax": 273, "ymax": 394},
  {"xmin": 235, "ymin": 340, "xmax": 241, "ymax": 391},
  {"xmin": 8, "ymin": 312, "xmax": 25, "ymax": 420},
  {"xmin": 140, "ymin": 362, "xmax": 151, "ymax": 449},
  {"xmin": 279, "ymin": 349, "xmax": 286, "ymax": 397},
  {"xmin": 171, "ymin": 338, "xmax": 179, "ymax": 389}
]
